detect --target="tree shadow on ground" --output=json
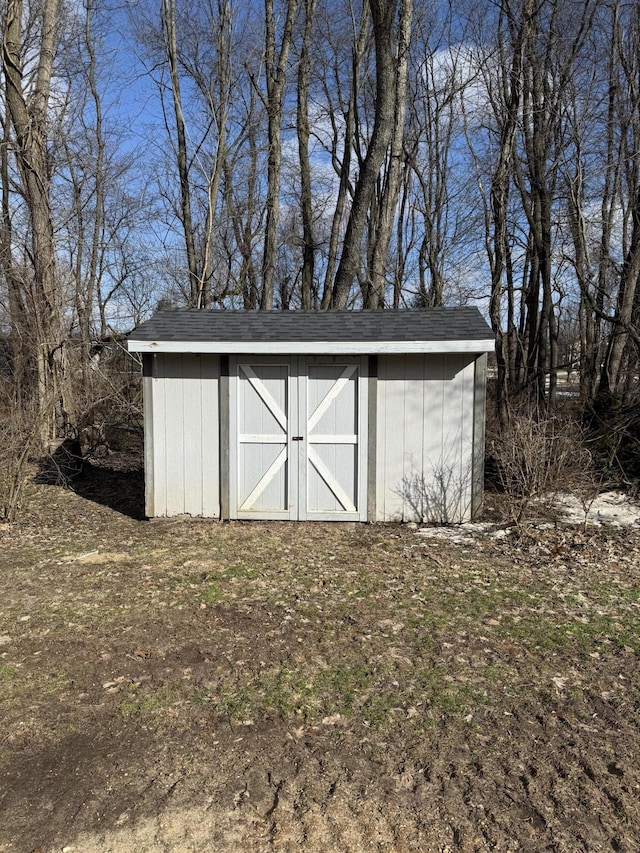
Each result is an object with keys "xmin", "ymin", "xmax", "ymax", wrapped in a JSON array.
[
  {"xmin": 35, "ymin": 442, "xmax": 145, "ymax": 520},
  {"xmin": 71, "ymin": 461, "xmax": 145, "ymax": 520}
]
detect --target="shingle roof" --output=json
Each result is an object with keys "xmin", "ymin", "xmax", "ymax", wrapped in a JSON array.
[{"xmin": 128, "ymin": 308, "xmax": 494, "ymax": 354}]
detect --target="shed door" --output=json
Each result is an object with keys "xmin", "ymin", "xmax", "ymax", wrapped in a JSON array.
[
  {"xmin": 229, "ymin": 356, "xmax": 367, "ymax": 520},
  {"xmin": 231, "ymin": 359, "xmax": 297, "ymax": 519},
  {"xmin": 299, "ymin": 358, "xmax": 368, "ymax": 521}
]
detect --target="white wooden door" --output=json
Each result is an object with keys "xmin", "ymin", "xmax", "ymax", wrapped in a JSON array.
[
  {"xmin": 229, "ymin": 356, "xmax": 367, "ymax": 520},
  {"xmin": 299, "ymin": 357, "xmax": 368, "ymax": 521},
  {"xmin": 230, "ymin": 358, "xmax": 297, "ymax": 519}
]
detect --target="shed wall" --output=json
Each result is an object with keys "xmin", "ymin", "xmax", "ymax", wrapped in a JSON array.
[
  {"xmin": 471, "ymin": 353, "xmax": 488, "ymax": 518},
  {"xmin": 144, "ymin": 353, "xmax": 220, "ymax": 518},
  {"xmin": 376, "ymin": 354, "xmax": 477, "ymax": 523}
]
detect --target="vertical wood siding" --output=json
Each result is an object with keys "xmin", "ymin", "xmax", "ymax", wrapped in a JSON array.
[
  {"xmin": 146, "ymin": 353, "xmax": 220, "ymax": 517},
  {"xmin": 142, "ymin": 350, "xmax": 486, "ymax": 523},
  {"xmin": 376, "ymin": 354, "xmax": 477, "ymax": 523},
  {"xmin": 472, "ymin": 353, "xmax": 488, "ymax": 518}
]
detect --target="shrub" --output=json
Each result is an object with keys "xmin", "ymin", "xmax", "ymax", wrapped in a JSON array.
[
  {"xmin": 585, "ymin": 392, "xmax": 640, "ymax": 494},
  {"xmin": 487, "ymin": 400, "xmax": 594, "ymax": 524},
  {"xmin": 0, "ymin": 382, "xmax": 42, "ymax": 521}
]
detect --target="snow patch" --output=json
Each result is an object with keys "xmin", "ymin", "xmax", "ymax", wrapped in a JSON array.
[
  {"xmin": 549, "ymin": 491, "xmax": 640, "ymax": 528},
  {"xmin": 414, "ymin": 490, "xmax": 640, "ymax": 543}
]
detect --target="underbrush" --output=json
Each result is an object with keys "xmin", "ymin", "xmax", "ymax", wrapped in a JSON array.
[
  {"xmin": 585, "ymin": 391, "xmax": 640, "ymax": 495},
  {"xmin": 485, "ymin": 396, "xmax": 599, "ymax": 524},
  {"xmin": 0, "ymin": 343, "xmax": 142, "ymax": 522},
  {"xmin": 0, "ymin": 381, "xmax": 41, "ymax": 522}
]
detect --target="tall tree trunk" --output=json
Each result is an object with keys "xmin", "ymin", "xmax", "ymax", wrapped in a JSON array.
[
  {"xmin": 74, "ymin": 0, "xmax": 106, "ymax": 383},
  {"xmin": 161, "ymin": 0, "xmax": 200, "ymax": 306},
  {"xmin": 297, "ymin": 0, "xmax": 317, "ymax": 310},
  {"xmin": 601, "ymin": 184, "xmax": 640, "ymax": 394},
  {"xmin": 260, "ymin": 0, "xmax": 298, "ymax": 310},
  {"xmin": 599, "ymin": 0, "xmax": 640, "ymax": 397},
  {"xmin": 224, "ymin": 118, "xmax": 261, "ymax": 309},
  {"xmin": 197, "ymin": 0, "xmax": 232, "ymax": 308},
  {"xmin": 0, "ymin": 115, "xmax": 29, "ymax": 402},
  {"xmin": 566, "ymin": 156, "xmax": 598, "ymax": 402},
  {"xmin": 489, "ymin": 0, "xmax": 530, "ymax": 416},
  {"xmin": 3, "ymin": 0, "xmax": 69, "ymax": 444},
  {"xmin": 331, "ymin": 0, "xmax": 398, "ymax": 308},
  {"xmin": 589, "ymin": 3, "xmax": 622, "ymax": 398},
  {"xmin": 319, "ymin": 10, "xmax": 369, "ymax": 308},
  {"xmin": 366, "ymin": 0, "xmax": 412, "ymax": 308}
]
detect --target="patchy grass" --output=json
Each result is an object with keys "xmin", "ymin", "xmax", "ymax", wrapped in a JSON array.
[
  {"xmin": 1, "ymin": 477, "xmax": 640, "ymax": 851},
  {"xmin": 0, "ymin": 664, "xmax": 17, "ymax": 681},
  {"xmin": 118, "ymin": 684, "xmax": 183, "ymax": 717},
  {"xmin": 2, "ymin": 499, "xmax": 640, "ymax": 736}
]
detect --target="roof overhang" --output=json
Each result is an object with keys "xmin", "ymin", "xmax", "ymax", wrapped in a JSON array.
[{"xmin": 127, "ymin": 338, "xmax": 495, "ymax": 355}]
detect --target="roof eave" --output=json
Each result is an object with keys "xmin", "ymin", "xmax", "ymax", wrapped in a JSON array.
[{"xmin": 127, "ymin": 339, "xmax": 495, "ymax": 355}]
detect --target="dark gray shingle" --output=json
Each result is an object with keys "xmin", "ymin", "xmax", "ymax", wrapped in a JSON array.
[{"xmin": 129, "ymin": 308, "xmax": 492, "ymax": 344}]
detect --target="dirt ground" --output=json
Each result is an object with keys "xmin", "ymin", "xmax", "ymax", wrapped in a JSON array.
[{"xmin": 1, "ymin": 464, "xmax": 640, "ymax": 852}]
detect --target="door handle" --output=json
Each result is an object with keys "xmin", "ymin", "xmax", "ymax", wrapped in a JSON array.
[{"xmin": 292, "ymin": 436, "xmax": 304, "ymax": 441}]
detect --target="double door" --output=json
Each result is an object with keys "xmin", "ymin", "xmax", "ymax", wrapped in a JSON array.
[{"xmin": 229, "ymin": 356, "xmax": 368, "ymax": 520}]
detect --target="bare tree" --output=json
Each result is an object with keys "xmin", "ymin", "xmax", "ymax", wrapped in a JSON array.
[
  {"xmin": 2, "ymin": 0, "xmax": 70, "ymax": 444},
  {"xmin": 0, "ymin": 109, "xmax": 30, "ymax": 401},
  {"xmin": 330, "ymin": 0, "xmax": 399, "ymax": 308},
  {"xmin": 316, "ymin": 1, "xmax": 370, "ymax": 308},
  {"xmin": 403, "ymin": 5, "xmax": 472, "ymax": 310},
  {"xmin": 562, "ymin": 0, "xmax": 623, "ymax": 402},
  {"xmin": 260, "ymin": 0, "xmax": 298, "ymax": 310},
  {"xmin": 599, "ymin": 1, "xmax": 640, "ymax": 398},
  {"xmin": 161, "ymin": 0, "xmax": 200, "ymax": 306},
  {"xmin": 297, "ymin": 0, "xmax": 318, "ymax": 309},
  {"xmin": 365, "ymin": 0, "xmax": 412, "ymax": 308}
]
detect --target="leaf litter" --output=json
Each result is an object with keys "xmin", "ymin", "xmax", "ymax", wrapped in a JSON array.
[{"xmin": 0, "ymin": 477, "xmax": 639, "ymax": 851}]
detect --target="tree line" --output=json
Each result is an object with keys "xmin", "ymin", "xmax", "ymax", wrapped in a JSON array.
[{"xmin": 1, "ymin": 0, "xmax": 639, "ymax": 448}]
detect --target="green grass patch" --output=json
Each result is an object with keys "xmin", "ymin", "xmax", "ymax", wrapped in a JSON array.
[
  {"xmin": 200, "ymin": 583, "xmax": 223, "ymax": 604},
  {"xmin": 119, "ymin": 684, "xmax": 181, "ymax": 717},
  {"xmin": 495, "ymin": 612, "xmax": 640, "ymax": 656},
  {"xmin": 0, "ymin": 664, "xmax": 17, "ymax": 681},
  {"xmin": 198, "ymin": 656, "xmax": 488, "ymax": 730},
  {"xmin": 200, "ymin": 661, "xmax": 377, "ymax": 724}
]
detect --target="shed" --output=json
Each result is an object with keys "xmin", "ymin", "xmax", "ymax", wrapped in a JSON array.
[{"xmin": 127, "ymin": 308, "xmax": 494, "ymax": 523}]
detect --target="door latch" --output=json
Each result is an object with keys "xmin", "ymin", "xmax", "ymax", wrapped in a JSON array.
[{"xmin": 292, "ymin": 436, "xmax": 304, "ymax": 441}]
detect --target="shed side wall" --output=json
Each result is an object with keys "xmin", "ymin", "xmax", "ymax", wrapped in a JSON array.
[
  {"xmin": 142, "ymin": 355, "xmax": 155, "ymax": 518},
  {"xmin": 146, "ymin": 353, "xmax": 220, "ymax": 517},
  {"xmin": 376, "ymin": 354, "xmax": 477, "ymax": 523},
  {"xmin": 472, "ymin": 353, "xmax": 488, "ymax": 518}
]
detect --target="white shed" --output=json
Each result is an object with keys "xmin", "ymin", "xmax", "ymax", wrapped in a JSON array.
[{"xmin": 127, "ymin": 309, "xmax": 494, "ymax": 523}]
